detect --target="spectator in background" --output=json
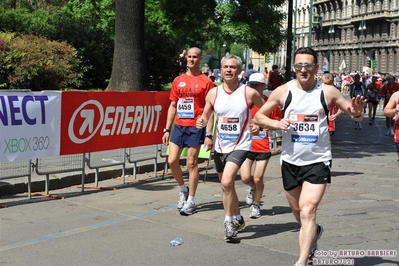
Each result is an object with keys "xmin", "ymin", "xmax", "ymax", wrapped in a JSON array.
[
  {"xmin": 291, "ymin": 70, "xmax": 296, "ymax": 80},
  {"xmin": 342, "ymin": 73, "xmax": 352, "ymax": 96},
  {"xmin": 243, "ymin": 63, "xmax": 258, "ymax": 85},
  {"xmin": 334, "ymin": 73, "xmax": 342, "ymax": 91},
  {"xmin": 213, "ymin": 68, "xmax": 221, "ymax": 82},
  {"xmin": 362, "ymin": 74, "xmax": 370, "ymax": 88},
  {"xmin": 202, "ymin": 63, "xmax": 212, "ymax": 78},
  {"xmin": 178, "ymin": 49, "xmax": 187, "ymax": 74},
  {"xmin": 349, "ymin": 74, "xmax": 366, "ymax": 130},
  {"xmin": 238, "ymin": 69, "xmax": 245, "ymax": 85},
  {"xmin": 268, "ymin": 65, "xmax": 285, "ymax": 91},
  {"xmin": 321, "ymin": 73, "xmax": 342, "ymax": 136},
  {"xmin": 366, "ymin": 76, "xmax": 381, "ymax": 125},
  {"xmin": 376, "ymin": 75, "xmax": 385, "ymax": 110}
]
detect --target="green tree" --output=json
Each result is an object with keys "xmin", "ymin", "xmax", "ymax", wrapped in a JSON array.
[
  {"xmin": 161, "ymin": 0, "xmax": 286, "ymax": 54},
  {"xmin": 145, "ymin": 0, "xmax": 183, "ymax": 90},
  {"xmin": 0, "ymin": 0, "xmax": 287, "ymax": 91},
  {"xmin": 106, "ymin": 0, "xmax": 149, "ymax": 91},
  {"xmin": 0, "ymin": 32, "xmax": 82, "ymax": 90}
]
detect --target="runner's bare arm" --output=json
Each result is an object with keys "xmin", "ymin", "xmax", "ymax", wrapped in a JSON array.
[
  {"xmin": 383, "ymin": 91, "xmax": 399, "ymax": 118},
  {"xmin": 162, "ymin": 101, "xmax": 177, "ymax": 145},
  {"xmin": 196, "ymin": 88, "xmax": 216, "ymax": 129},
  {"xmin": 254, "ymin": 85, "xmax": 291, "ymax": 130},
  {"xmin": 326, "ymin": 84, "xmax": 366, "ymax": 119}
]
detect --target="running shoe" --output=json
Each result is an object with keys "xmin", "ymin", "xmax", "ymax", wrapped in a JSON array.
[
  {"xmin": 177, "ymin": 189, "xmax": 189, "ymax": 210},
  {"xmin": 249, "ymin": 204, "xmax": 261, "ymax": 219},
  {"xmin": 293, "ymin": 262, "xmax": 304, "ymax": 266},
  {"xmin": 386, "ymin": 129, "xmax": 391, "ymax": 136},
  {"xmin": 179, "ymin": 201, "xmax": 196, "ymax": 215},
  {"xmin": 309, "ymin": 224, "xmax": 324, "ymax": 260},
  {"xmin": 246, "ymin": 188, "xmax": 254, "ymax": 205},
  {"xmin": 224, "ymin": 221, "xmax": 237, "ymax": 240},
  {"xmin": 233, "ymin": 217, "xmax": 246, "ymax": 231},
  {"xmin": 390, "ymin": 127, "xmax": 394, "ymax": 136}
]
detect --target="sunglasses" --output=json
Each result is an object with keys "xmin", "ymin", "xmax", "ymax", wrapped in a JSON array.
[{"xmin": 293, "ymin": 63, "xmax": 315, "ymax": 71}]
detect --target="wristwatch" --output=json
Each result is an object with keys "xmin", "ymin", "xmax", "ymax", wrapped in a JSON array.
[
  {"xmin": 205, "ymin": 134, "xmax": 213, "ymax": 140},
  {"xmin": 163, "ymin": 128, "xmax": 170, "ymax": 133}
]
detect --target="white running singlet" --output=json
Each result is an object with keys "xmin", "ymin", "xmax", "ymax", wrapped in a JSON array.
[
  {"xmin": 213, "ymin": 84, "xmax": 252, "ymax": 153},
  {"xmin": 281, "ymin": 80, "xmax": 332, "ymax": 165}
]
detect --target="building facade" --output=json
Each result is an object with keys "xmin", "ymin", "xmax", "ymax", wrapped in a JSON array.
[{"xmin": 276, "ymin": 0, "xmax": 399, "ymax": 75}]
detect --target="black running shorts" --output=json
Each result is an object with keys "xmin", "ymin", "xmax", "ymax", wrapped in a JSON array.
[
  {"xmin": 281, "ymin": 160, "xmax": 331, "ymax": 191},
  {"xmin": 214, "ymin": 150, "xmax": 249, "ymax": 173},
  {"xmin": 247, "ymin": 151, "xmax": 272, "ymax": 161}
]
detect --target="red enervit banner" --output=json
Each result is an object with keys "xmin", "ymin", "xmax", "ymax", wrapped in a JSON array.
[{"xmin": 60, "ymin": 91, "xmax": 170, "ymax": 155}]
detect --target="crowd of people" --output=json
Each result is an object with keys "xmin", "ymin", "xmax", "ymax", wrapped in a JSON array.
[
  {"xmin": 313, "ymin": 71, "xmax": 399, "ymax": 136},
  {"xmin": 167, "ymin": 46, "xmax": 397, "ymax": 266}
]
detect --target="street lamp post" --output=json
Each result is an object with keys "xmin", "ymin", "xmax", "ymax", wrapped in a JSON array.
[
  {"xmin": 300, "ymin": 31, "xmax": 305, "ymax": 47},
  {"xmin": 358, "ymin": 18, "xmax": 366, "ymax": 72},
  {"xmin": 292, "ymin": 0, "xmax": 298, "ymax": 67},
  {"xmin": 308, "ymin": 0, "xmax": 313, "ymax": 47},
  {"xmin": 328, "ymin": 24, "xmax": 335, "ymax": 72}
]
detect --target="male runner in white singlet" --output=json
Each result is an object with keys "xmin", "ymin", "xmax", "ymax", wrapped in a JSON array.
[
  {"xmin": 196, "ymin": 54, "xmax": 264, "ymax": 241},
  {"xmin": 254, "ymin": 47, "xmax": 367, "ymax": 266}
]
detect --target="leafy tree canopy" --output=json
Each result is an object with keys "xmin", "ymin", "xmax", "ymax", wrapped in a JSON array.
[
  {"xmin": 0, "ymin": 0, "xmax": 287, "ymax": 90},
  {"xmin": 160, "ymin": 0, "xmax": 287, "ymax": 55}
]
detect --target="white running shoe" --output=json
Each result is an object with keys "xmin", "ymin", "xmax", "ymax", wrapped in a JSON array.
[
  {"xmin": 245, "ymin": 188, "xmax": 254, "ymax": 205},
  {"xmin": 179, "ymin": 201, "xmax": 196, "ymax": 215},
  {"xmin": 177, "ymin": 189, "xmax": 189, "ymax": 210},
  {"xmin": 224, "ymin": 221, "xmax": 237, "ymax": 240},
  {"xmin": 249, "ymin": 204, "xmax": 261, "ymax": 219}
]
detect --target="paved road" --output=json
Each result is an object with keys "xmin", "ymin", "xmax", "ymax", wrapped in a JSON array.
[{"xmin": 0, "ymin": 106, "xmax": 398, "ymax": 266}]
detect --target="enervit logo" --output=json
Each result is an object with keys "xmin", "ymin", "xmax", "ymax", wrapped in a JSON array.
[
  {"xmin": 69, "ymin": 100, "xmax": 104, "ymax": 144},
  {"xmin": 68, "ymin": 100, "xmax": 162, "ymax": 144}
]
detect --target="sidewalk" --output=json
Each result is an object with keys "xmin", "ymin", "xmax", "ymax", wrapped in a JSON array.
[{"xmin": 0, "ymin": 106, "xmax": 398, "ymax": 266}]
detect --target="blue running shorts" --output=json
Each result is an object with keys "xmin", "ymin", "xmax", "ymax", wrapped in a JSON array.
[{"xmin": 170, "ymin": 124, "xmax": 205, "ymax": 148}]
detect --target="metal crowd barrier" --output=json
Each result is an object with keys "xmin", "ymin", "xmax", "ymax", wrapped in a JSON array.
[
  {"xmin": 0, "ymin": 145, "xmax": 164, "ymax": 200},
  {"xmin": 87, "ymin": 149, "xmax": 126, "ymax": 187},
  {"xmin": 0, "ymin": 160, "xmax": 32, "ymax": 199},
  {"xmin": 126, "ymin": 145, "xmax": 160, "ymax": 181},
  {"xmin": 270, "ymin": 130, "xmax": 283, "ymax": 154},
  {"xmin": 34, "ymin": 154, "xmax": 86, "ymax": 196},
  {"xmin": 0, "ymin": 132, "xmax": 282, "ymax": 200}
]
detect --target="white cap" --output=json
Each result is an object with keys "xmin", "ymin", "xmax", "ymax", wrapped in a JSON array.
[{"xmin": 248, "ymin": 73, "xmax": 265, "ymax": 85}]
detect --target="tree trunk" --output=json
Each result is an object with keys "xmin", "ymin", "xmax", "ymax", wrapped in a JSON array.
[{"xmin": 106, "ymin": 0, "xmax": 149, "ymax": 91}]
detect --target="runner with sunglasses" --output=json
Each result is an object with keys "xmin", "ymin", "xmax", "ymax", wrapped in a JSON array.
[{"xmin": 254, "ymin": 47, "xmax": 367, "ymax": 266}]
